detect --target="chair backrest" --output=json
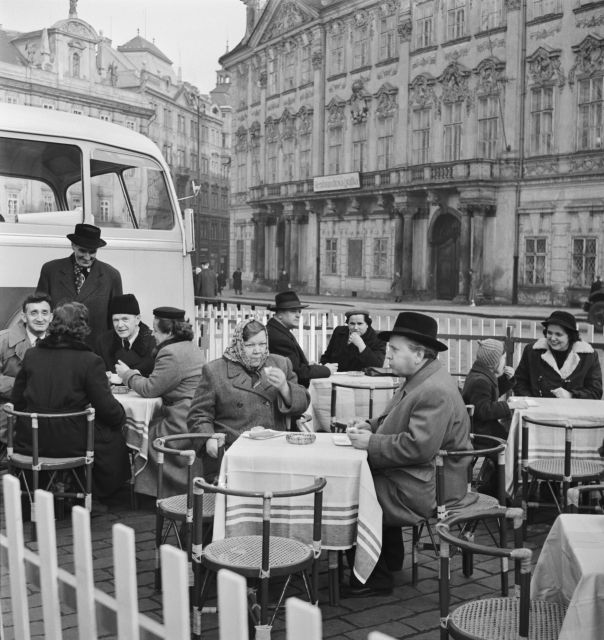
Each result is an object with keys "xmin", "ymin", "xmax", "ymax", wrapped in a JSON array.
[
  {"xmin": 329, "ymin": 382, "xmax": 398, "ymax": 432},
  {"xmin": 566, "ymin": 484, "xmax": 604, "ymax": 513}
]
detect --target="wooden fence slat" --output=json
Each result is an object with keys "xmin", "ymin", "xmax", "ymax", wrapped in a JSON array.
[
  {"xmin": 285, "ymin": 597, "xmax": 322, "ymax": 640},
  {"xmin": 217, "ymin": 569, "xmax": 248, "ymax": 640},
  {"xmin": 113, "ymin": 524, "xmax": 140, "ymax": 640},
  {"xmin": 3, "ymin": 474, "xmax": 31, "ymax": 640},
  {"xmin": 35, "ymin": 490, "xmax": 63, "ymax": 640},
  {"xmin": 309, "ymin": 315, "xmax": 316, "ymax": 364},
  {"xmin": 160, "ymin": 546, "xmax": 190, "ymax": 640},
  {"xmin": 72, "ymin": 506, "xmax": 98, "ymax": 640}
]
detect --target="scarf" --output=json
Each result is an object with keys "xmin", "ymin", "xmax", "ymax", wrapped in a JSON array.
[{"xmin": 223, "ymin": 316, "xmax": 268, "ymax": 372}]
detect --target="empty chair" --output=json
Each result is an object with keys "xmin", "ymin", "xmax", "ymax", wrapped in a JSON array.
[
  {"xmin": 4, "ymin": 402, "xmax": 95, "ymax": 539},
  {"xmin": 329, "ymin": 382, "xmax": 398, "ymax": 433}
]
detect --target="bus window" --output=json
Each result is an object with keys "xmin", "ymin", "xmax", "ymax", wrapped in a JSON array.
[
  {"xmin": 0, "ymin": 137, "xmax": 82, "ymax": 224},
  {"xmin": 89, "ymin": 148, "xmax": 174, "ymax": 230}
]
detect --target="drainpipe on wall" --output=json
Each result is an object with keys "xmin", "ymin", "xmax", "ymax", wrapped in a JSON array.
[
  {"xmin": 315, "ymin": 26, "xmax": 327, "ymax": 295},
  {"xmin": 512, "ymin": 0, "xmax": 527, "ymax": 304}
]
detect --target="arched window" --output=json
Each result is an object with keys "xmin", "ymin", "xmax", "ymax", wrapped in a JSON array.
[{"xmin": 72, "ymin": 52, "xmax": 80, "ymax": 78}]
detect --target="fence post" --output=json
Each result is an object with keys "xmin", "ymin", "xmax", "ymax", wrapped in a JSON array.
[{"xmin": 504, "ymin": 326, "xmax": 515, "ymax": 366}]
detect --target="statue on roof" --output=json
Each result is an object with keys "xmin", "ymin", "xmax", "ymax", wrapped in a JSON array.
[{"xmin": 69, "ymin": 0, "xmax": 78, "ymax": 18}]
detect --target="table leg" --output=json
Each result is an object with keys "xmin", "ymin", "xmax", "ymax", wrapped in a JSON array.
[{"xmin": 328, "ymin": 550, "xmax": 340, "ymax": 605}]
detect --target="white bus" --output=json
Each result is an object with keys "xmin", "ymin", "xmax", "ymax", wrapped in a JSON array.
[{"xmin": 0, "ymin": 103, "xmax": 195, "ymax": 329}]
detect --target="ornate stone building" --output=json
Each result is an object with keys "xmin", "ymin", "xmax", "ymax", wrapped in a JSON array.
[
  {"xmin": 222, "ymin": 0, "xmax": 604, "ymax": 304},
  {"xmin": 0, "ymin": 1, "xmax": 231, "ymax": 272}
]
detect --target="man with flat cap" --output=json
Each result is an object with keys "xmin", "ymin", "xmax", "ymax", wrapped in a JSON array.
[
  {"xmin": 320, "ymin": 309, "xmax": 386, "ymax": 372},
  {"xmin": 95, "ymin": 294, "xmax": 156, "ymax": 377},
  {"xmin": 36, "ymin": 223, "xmax": 122, "ymax": 344},
  {"xmin": 343, "ymin": 311, "xmax": 475, "ymax": 597},
  {"xmin": 266, "ymin": 291, "xmax": 336, "ymax": 387}
]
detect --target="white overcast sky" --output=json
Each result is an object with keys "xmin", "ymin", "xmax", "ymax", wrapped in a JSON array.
[{"xmin": 1, "ymin": 0, "xmax": 247, "ymax": 92}]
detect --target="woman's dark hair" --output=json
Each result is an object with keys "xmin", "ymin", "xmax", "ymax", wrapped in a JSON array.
[
  {"xmin": 346, "ymin": 312, "xmax": 372, "ymax": 327},
  {"xmin": 48, "ymin": 301, "xmax": 90, "ymax": 342},
  {"xmin": 242, "ymin": 320, "xmax": 265, "ymax": 342},
  {"xmin": 541, "ymin": 325, "xmax": 580, "ymax": 345},
  {"xmin": 156, "ymin": 317, "xmax": 194, "ymax": 341}
]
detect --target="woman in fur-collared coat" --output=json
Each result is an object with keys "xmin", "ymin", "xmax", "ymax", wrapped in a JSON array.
[{"xmin": 514, "ymin": 310, "xmax": 602, "ymax": 399}]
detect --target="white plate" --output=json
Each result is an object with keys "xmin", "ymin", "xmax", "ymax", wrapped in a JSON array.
[{"xmin": 332, "ymin": 435, "xmax": 352, "ymax": 446}]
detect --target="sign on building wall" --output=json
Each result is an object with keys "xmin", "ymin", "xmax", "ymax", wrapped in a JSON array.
[{"xmin": 313, "ymin": 172, "xmax": 360, "ymax": 192}]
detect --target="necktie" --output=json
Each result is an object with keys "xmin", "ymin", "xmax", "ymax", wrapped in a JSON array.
[
  {"xmin": 74, "ymin": 264, "xmax": 86, "ymax": 294},
  {"xmin": 122, "ymin": 339, "xmax": 130, "ymax": 351}
]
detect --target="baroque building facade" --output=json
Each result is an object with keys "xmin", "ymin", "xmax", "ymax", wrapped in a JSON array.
[
  {"xmin": 0, "ymin": 0, "xmax": 231, "ymax": 272},
  {"xmin": 222, "ymin": 0, "xmax": 604, "ymax": 304}
]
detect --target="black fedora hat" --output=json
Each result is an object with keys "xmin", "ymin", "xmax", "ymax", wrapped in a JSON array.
[
  {"xmin": 67, "ymin": 223, "xmax": 106, "ymax": 249},
  {"xmin": 378, "ymin": 311, "xmax": 448, "ymax": 352},
  {"xmin": 541, "ymin": 310, "xmax": 577, "ymax": 333},
  {"xmin": 268, "ymin": 290, "xmax": 308, "ymax": 311}
]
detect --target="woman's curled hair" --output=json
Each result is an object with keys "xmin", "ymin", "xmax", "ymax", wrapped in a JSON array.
[
  {"xmin": 48, "ymin": 301, "xmax": 91, "ymax": 342},
  {"xmin": 156, "ymin": 317, "xmax": 194, "ymax": 341}
]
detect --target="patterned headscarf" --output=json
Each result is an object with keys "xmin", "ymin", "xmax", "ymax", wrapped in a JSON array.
[{"xmin": 223, "ymin": 316, "xmax": 269, "ymax": 372}]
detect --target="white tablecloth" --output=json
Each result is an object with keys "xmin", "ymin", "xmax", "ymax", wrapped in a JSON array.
[
  {"xmin": 531, "ymin": 514, "xmax": 604, "ymax": 640},
  {"xmin": 115, "ymin": 390, "xmax": 162, "ymax": 465},
  {"xmin": 213, "ymin": 432, "xmax": 382, "ymax": 584},
  {"xmin": 505, "ymin": 398, "xmax": 604, "ymax": 495},
  {"xmin": 309, "ymin": 374, "xmax": 399, "ymax": 431}
]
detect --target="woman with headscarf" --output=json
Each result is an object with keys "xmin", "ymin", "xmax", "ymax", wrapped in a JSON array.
[
  {"xmin": 186, "ymin": 317, "xmax": 309, "ymax": 464},
  {"xmin": 514, "ymin": 310, "xmax": 602, "ymax": 399},
  {"xmin": 115, "ymin": 306, "xmax": 204, "ymax": 496}
]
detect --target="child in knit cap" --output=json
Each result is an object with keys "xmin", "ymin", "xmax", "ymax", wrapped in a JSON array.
[{"xmin": 462, "ymin": 339, "xmax": 516, "ymax": 497}]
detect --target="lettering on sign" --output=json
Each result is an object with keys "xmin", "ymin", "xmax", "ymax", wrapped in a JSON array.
[{"xmin": 313, "ymin": 172, "xmax": 361, "ymax": 192}]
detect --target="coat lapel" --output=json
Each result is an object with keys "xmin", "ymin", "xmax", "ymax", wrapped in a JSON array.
[
  {"xmin": 225, "ymin": 359, "xmax": 273, "ymax": 402},
  {"xmin": 77, "ymin": 262, "xmax": 103, "ymax": 301}
]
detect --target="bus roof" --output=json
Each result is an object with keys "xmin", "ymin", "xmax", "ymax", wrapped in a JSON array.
[{"xmin": 0, "ymin": 103, "xmax": 161, "ymax": 157}]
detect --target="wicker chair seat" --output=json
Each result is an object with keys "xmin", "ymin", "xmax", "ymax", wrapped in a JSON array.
[
  {"xmin": 202, "ymin": 535, "xmax": 313, "ymax": 577},
  {"xmin": 158, "ymin": 492, "xmax": 215, "ymax": 519},
  {"xmin": 528, "ymin": 458, "xmax": 604, "ymax": 480},
  {"xmin": 9, "ymin": 452, "xmax": 87, "ymax": 470},
  {"xmin": 448, "ymin": 597, "xmax": 566, "ymax": 640}
]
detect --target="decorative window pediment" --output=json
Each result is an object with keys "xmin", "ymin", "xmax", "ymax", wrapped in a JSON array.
[
  {"xmin": 409, "ymin": 73, "xmax": 438, "ymax": 109},
  {"xmin": 235, "ymin": 125, "xmax": 248, "ymax": 152},
  {"xmin": 297, "ymin": 105, "xmax": 313, "ymax": 134},
  {"xmin": 474, "ymin": 57, "xmax": 506, "ymax": 96},
  {"xmin": 249, "ymin": 121, "xmax": 261, "ymax": 147},
  {"xmin": 349, "ymin": 78, "xmax": 372, "ymax": 123},
  {"xmin": 379, "ymin": 1, "xmax": 398, "ymax": 17},
  {"xmin": 374, "ymin": 82, "xmax": 399, "ymax": 118},
  {"xmin": 265, "ymin": 116, "xmax": 279, "ymax": 143},
  {"xmin": 570, "ymin": 35, "xmax": 604, "ymax": 85},
  {"xmin": 281, "ymin": 108, "xmax": 296, "ymax": 139},
  {"xmin": 262, "ymin": 1, "xmax": 312, "ymax": 42},
  {"xmin": 527, "ymin": 46, "xmax": 565, "ymax": 87},
  {"xmin": 326, "ymin": 96, "xmax": 346, "ymax": 126},
  {"xmin": 438, "ymin": 62, "xmax": 472, "ymax": 105}
]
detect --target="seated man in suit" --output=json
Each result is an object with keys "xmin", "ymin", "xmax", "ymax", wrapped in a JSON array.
[
  {"xmin": 266, "ymin": 291, "xmax": 336, "ymax": 387},
  {"xmin": 95, "ymin": 294, "xmax": 156, "ymax": 377}
]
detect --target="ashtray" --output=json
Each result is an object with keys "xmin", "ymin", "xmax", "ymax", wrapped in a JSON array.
[
  {"xmin": 286, "ymin": 432, "xmax": 316, "ymax": 445},
  {"xmin": 112, "ymin": 385, "xmax": 129, "ymax": 394}
]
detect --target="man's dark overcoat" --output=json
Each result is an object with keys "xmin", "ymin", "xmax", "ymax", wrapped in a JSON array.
[
  {"xmin": 11, "ymin": 335, "xmax": 129, "ymax": 498},
  {"xmin": 36, "ymin": 256, "xmax": 123, "ymax": 344},
  {"xmin": 95, "ymin": 322, "xmax": 156, "ymax": 376},
  {"xmin": 320, "ymin": 325, "xmax": 386, "ymax": 371}
]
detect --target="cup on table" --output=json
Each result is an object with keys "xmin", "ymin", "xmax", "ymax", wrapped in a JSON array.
[{"xmin": 109, "ymin": 372, "xmax": 123, "ymax": 385}]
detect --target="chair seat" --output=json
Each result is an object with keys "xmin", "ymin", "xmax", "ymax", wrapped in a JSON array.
[
  {"xmin": 448, "ymin": 597, "xmax": 566, "ymax": 640},
  {"xmin": 528, "ymin": 458, "xmax": 604, "ymax": 481},
  {"xmin": 202, "ymin": 535, "xmax": 313, "ymax": 577},
  {"xmin": 158, "ymin": 492, "xmax": 215, "ymax": 520},
  {"xmin": 9, "ymin": 453, "xmax": 87, "ymax": 470}
]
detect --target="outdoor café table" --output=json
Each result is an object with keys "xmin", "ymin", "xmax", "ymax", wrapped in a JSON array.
[
  {"xmin": 212, "ymin": 432, "xmax": 383, "ymax": 604},
  {"xmin": 504, "ymin": 397, "xmax": 604, "ymax": 496},
  {"xmin": 113, "ymin": 388, "xmax": 162, "ymax": 477},
  {"xmin": 309, "ymin": 373, "xmax": 399, "ymax": 431},
  {"xmin": 531, "ymin": 513, "xmax": 604, "ymax": 640}
]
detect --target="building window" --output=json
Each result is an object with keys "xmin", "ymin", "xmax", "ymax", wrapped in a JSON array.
[
  {"xmin": 353, "ymin": 25, "xmax": 370, "ymax": 69},
  {"xmin": 236, "ymin": 239, "xmax": 245, "ymax": 270},
  {"xmin": 42, "ymin": 102, "xmax": 55, "ymax": 109},
  {"xmin": 379, "ymin": 14, "xmax": 397, "ymax": 61},
  {"xmin": 99, "ymin": 199, "xmax": 110, "ymax": 223},
  {"xmin": 125, "ymin": 120, "xmax": 135, "ymax": 130},
  {"xmin": 300, "ymin": 45, "xmax": 311, "ymax": 85},
  {"xmin": 480, "ymin": 0, "xmax": 503, "ymax": 30},
  {"xmin": 347, "ymin": 239, "xmax": 363, "ymax": 277},
  {"xmin": 330, "ymin": 32, "xmax": 345, "ymax": 75},
  {"xmin": 200, "ymin": 220, "xmax": 208, "ymax": 238},
  {"xmin": 446, "ymin": 0, "xmax": 466, "ymax": 40},
  {"xmin": 72, "ymin": 107, "xmax": 83, "ymax": 115},
  {"xmin": 7, "ymin": 192, "xmax": 18, "ymax": 216},
  {"xmin": 529, "ymin": 0, "xmax": 561, "ymax": 20},
  {"xmin": 43, "ymin": 193, "xmax": 54, "ymax": 212},
  {"xmin": 524, "ymin": 237, "xmax": 547, "ymax": 285},
  {"xmin": 201, "ymin": 156, "xmax": 209, "ymax": 174},
  {"xmin": 211, "ymin": 187, "xmax": 219, "ymax": 209},
  {"xmin": 300, "ymin": 133, "xmax": 311, "ymax": 179},
  {"xmin": 352, "ymin": 122, "xmax": 367, "ymax": 172},
  {"xmin": 99, "ymin": 114, "xmax": 110, "ymax": 122},
  {"xmin": 283, "ymin": 46, "xmax": 296, "ymax": 90},
  {"xmin": 201, "ymin": 183, "xmax": 209, "ymax": 207},
  {"xmin": 571, "ymin": 237, "xmax": 597, "ymax": 288},
  {"xmin": 478, "ymin": 96, "xmax": 499, "ymax": 159},
  {"xmin": 268, "ymin": 57, "xmax": 279, "ymax": 94},
  {"xmin": 220, "ymin": 188, "xmax": 228, "ymax": 210},
  {"xmin": 373, "ymin": 238, "xmax": 388, "ymax": 277},
  {"xmin": 201, "ymin": 125, "xmax": 208, "ymax": 142},
  {"xmin": 267, "ymin": 142, "xmax": 278, "ymax": 183},
  {"xmin": 191, "ymin": 152, "xmax": 198, "ymax": 172},
  {"xmin": 578, "ymin": 78, "xmax": 603, "ymax": 151},
  {"xmin": 377, "ymin": 117, "xmax": 394, "ymax": 170},
  {"xmin": 443, "ymin": 101, "xmax": 463, "ymax": 161},
  {"xmin": 325, "ymin": 238, "xmax": 338, "ymax": 275},
  {"xmin": 72, "ymin": 52, "xmax": 80, "ymax": 78},
  {"xmin": 6, "ymin": 95, "xmax": 18, "ymax": 104},
  {"xmin": 415, "ymin": 1, "xmax": 434, "ymax": 49},
  {"xmin": 177, "ymin": 115, "xmax": 185, "ymax": 133},
  {"xmin": 328, "ymin": 127, "xmax": 343, "ymax": 174},
  {"xmin": 283, "ymin": 138, "xmax": 295, "ymax": 181},
  {"xmin": 412, "ymin": 108, "xmax": 431, "ymax": 164},
  {"xmin": 530, "ymin": 86, "xmax": 554, "ymax": 154}
]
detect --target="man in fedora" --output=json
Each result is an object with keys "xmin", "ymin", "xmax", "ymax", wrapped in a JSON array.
[
  {"xmin": 344, "ymin": 311, "xmax": 475, "ymax": 597},
  {"xmin": 36, "ymin": 223, "xmax": 123, "ymax": 344},
  {"xmin": 266, "ymin": 291, "xmax": 337, "ymax": 387}
]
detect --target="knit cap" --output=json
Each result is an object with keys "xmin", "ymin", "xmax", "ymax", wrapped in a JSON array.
[{"xmin": 475, "ymin": 339, "xmax": 504, "ymax": 371}]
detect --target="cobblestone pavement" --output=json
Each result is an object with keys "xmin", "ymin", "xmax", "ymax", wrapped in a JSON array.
[{"xmin": 0, "ymin": 487, "xmax": 555, "ymax": 640}]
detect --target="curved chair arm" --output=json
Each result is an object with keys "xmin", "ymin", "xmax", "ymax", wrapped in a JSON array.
[
  {"xmin": 567, "ymin": 484, "xmax": 604, "ymax": 511},
  {"xmin": 153, "ymin": 433, "xmax": 226, "ymax": 465},
  {"xmin": 441, "ymin": 433, "xmax": 506, "ymax": 460},
  {"xmin": 193, "ymin": 476, "xmax": 326, "ymax": 500},
  {"xmin": 3, "ymin": 403, "xmax": 95, "ymax": 420}
]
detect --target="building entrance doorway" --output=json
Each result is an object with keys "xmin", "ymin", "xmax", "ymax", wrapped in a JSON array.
[{"xmin": 433, "ymin": 213, "xmax": 460, "ymax": 300}]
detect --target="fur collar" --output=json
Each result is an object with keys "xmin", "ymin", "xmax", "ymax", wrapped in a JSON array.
[{"xmin": 532, "ymin": 338, "xmax": 593, "ymax": 379}]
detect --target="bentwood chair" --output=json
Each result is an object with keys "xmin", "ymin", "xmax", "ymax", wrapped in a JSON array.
[
  {"xmin": 329, "ymin": 382, "xmax": 398, "ymax": 433},
  {"xmin": 436, "ymin": 507, "xmax": 566, "ymax": 640},
  {"xmin": 521, "ymin": 416, "xmax": 604, "ymax": 533},
  {"xmin": 191, "ymin": 476, "xmax": 326, "ymax": 640},
  {"xmin": 3, "ymin": 402, "xmax": 95, "ymax": 541},
  {"xmin": 152, "ymin": 432, "xmax": 225, "ymax": 591},
  {"xmin": 566, "ymin": 483, "xmax": 604, "ymax": 513}
]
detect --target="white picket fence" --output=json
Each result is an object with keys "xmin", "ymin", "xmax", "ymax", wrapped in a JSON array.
[{"xmin": 0, "ymin": 474, "xmax": 396, "ymax": 640}]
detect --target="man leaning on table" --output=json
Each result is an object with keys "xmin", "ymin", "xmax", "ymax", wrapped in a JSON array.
[{"xmin": 344, "ymin": 311, "xmax": 476, "ymax": 597}]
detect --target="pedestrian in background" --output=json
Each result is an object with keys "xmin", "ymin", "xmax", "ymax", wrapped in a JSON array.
[
  {"xmin": 390, "ymin": 271, "xmax": 403, "ymax": 303},
  {"xmin": 217, "ymin": 269, "xmax": 227, "ymax": 296},
  {"xmin": 277, "ymin": 268, "xmax": 290, "ymax": 292},
  {"xmin": 232, "ymin": 267, "xmax": 243, "ymax": 295}
]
